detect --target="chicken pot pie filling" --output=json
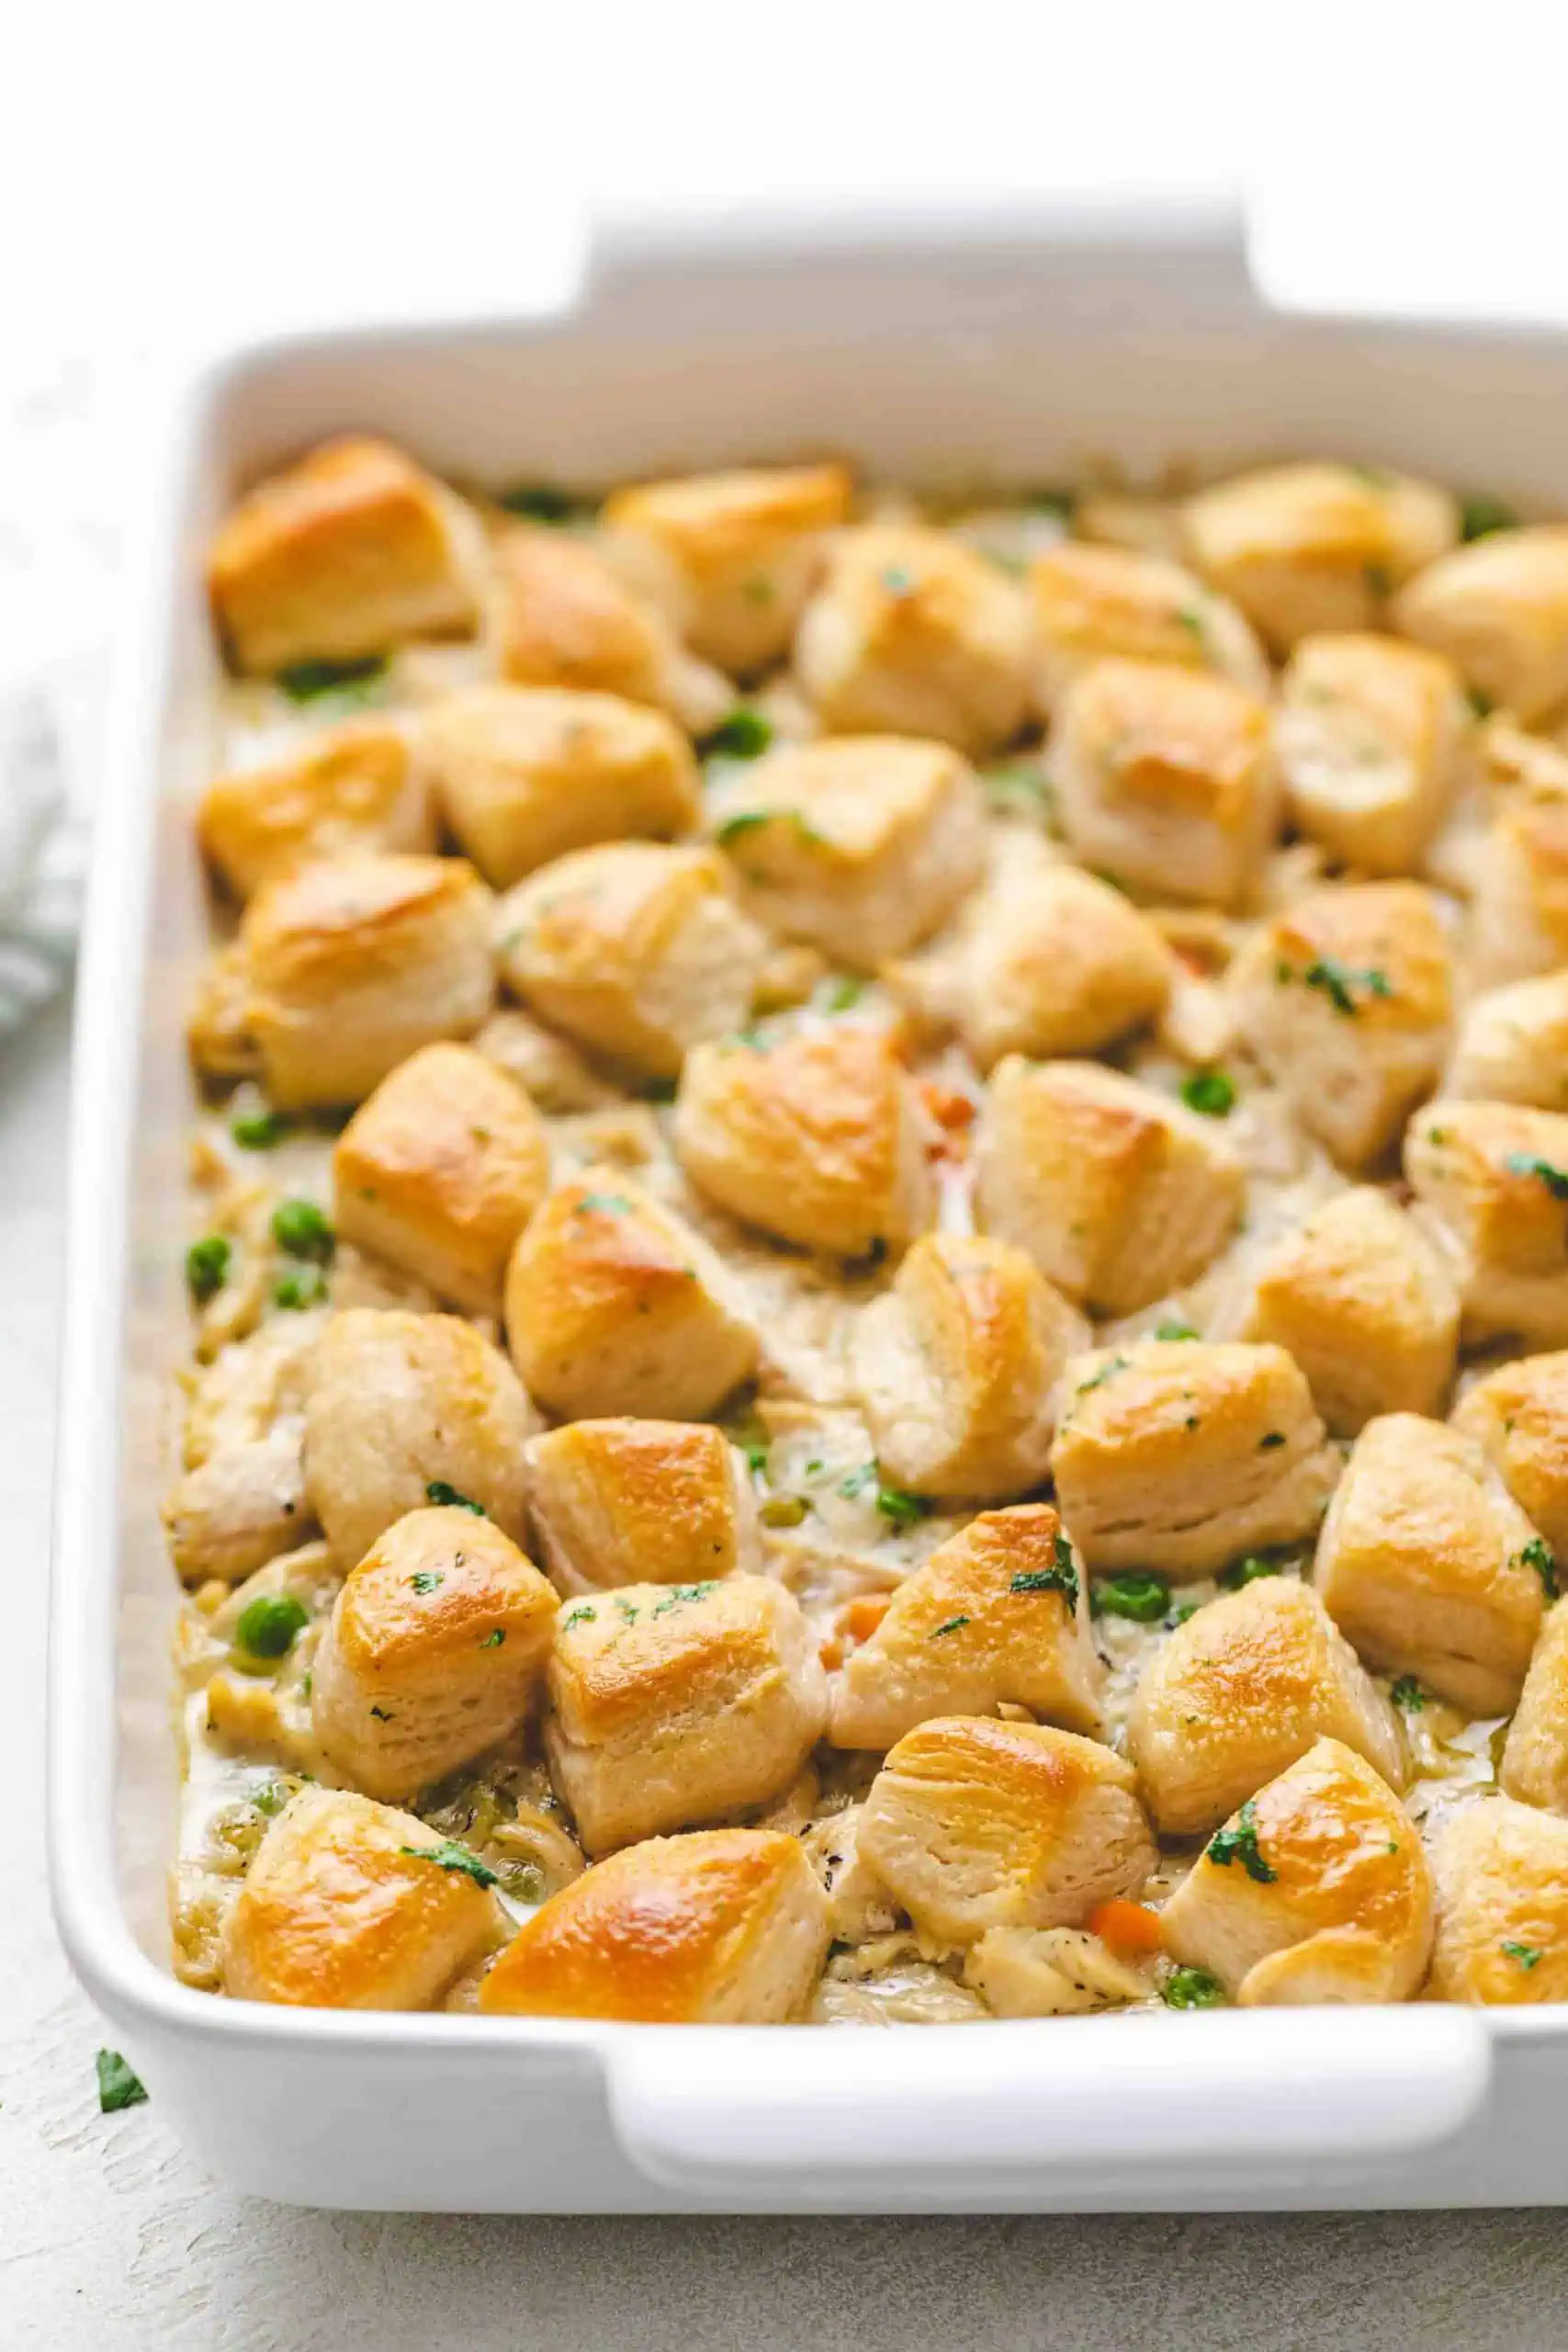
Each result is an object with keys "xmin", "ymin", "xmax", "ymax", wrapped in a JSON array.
[{"xmin": 172, "ymin": 444, "xmax": 1568, "ymax": 2021}]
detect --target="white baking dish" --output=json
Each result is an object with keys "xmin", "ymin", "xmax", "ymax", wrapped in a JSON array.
[{"xmin": 48, "ymin": 197, "xmax": 1568, "ymax": 2211}]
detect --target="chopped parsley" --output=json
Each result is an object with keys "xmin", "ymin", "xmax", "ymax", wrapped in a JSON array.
[
  {"xmin": 880, "ymin": 563, "xmax": 915, "ymax": 595},
  {"xmin": 874, "ymin": 1484, "xmax": 928, "ymax": 1532},
  {"xmin": 252, "ymin": 1778, "xmax": 290, "ymax": 1815},
  {"xmin": 714, "ymin": 810, "xmax": 769, "ymax": 844},
  {"xmin": 982, "ymin": 762, "xmax": 1053, "ymax": 817},
  {"xmin": 1502, "ymin": 1939, "xmax": 1543, "ymax": 1970},
  {"xmin": 425, "ymin": 1481, "xmax": 486, "ymax": 1515},
  {"xmin": 1011, "ymin": 1537, "xmax": 1079, "ymax": 1612},
  {"xmin": 1258, "ymin": 1431, "xmax": 1286, "ymax": 1451},
  {"xmin": 231, "ymin": 1108, "xmax": 287, "ymax": 1150},
  {"xmin": 185, "ymin": 1234, "xmax": 231, "ymax": 1304},
  {"xmin": 1504, "ymin": 1152, "xmax": 1568, "ymax": 1203},
  {"xmin": 1027, "ymin": 488, "xmax": 1076, "ymax": 522},
  {"xmin": 819, "ymin": 976, "xmax": 865, "ymax": 1012},
  {"xmin": 1168, "ymin": 1600, "xmax": 1201, "ymax": 1627},
  {"xmin": 270, "ymin": 1198, "xmax": 335, "ymax": 1262},
  {"xmin": 1220, "ymin": 1554, "xmax": 1282, "ymax": 1589},
  {"xmin": 1091, "ymin": 1572, "xmax": 1170, "ymax": 1623},
  {"xmin": 1176, "ymin": 605, "xmax": 1206, "ymax": 640},
  {"xmin": 479, "ymin": 1629, "xmax": 506, "ymax": 1649},
  {"xmin": 1280, "ymin": 957, "xmax": 1393, "ymax": 1017},
  {"xmin": 272, "ymin": 1265, "xmax": 328, "ymax": 1310},
  {"xmin": 1075, "ymin": 1354, "xmax": 1128, "ymax": 1397},
  {"xmin": 705, "ymin": 708, "xmax": 773, "ymax": 761},
  {"xmin": 1392, "ymin": 1674, "xmax": 1426, "ymax": 1713},
  {"xmin": 400, "ymin": 1839, "xmax": 500, "ymax": 1889},
  {"xmin": 1180, "ymin": 1069, "xmax": 1235, "ymax": 1118},
  {"xmin": 651, "ymin": 1582, "xmax": 719, "ymax": 1616},
  {"xmin": 1155, "ymin": 1319, "xmax": 1199, "ymax": 1342},
  {"xmin": 96, "ymin": 2049, "xmax": 149, "ymax": 2113},
  {"xmin": 234, "ymin": 1593, "xmax": 310, "ymax": 1659},
  {"xmin": 409, "ymin": 1570, "xmax": 445, "ymax": 1596},
  {"xmin": 573, "ymin": 1192, "xmax": 634, "ymax": 1216},
  {"xmin": 1206, "ymin": 1798, "xmax": 1277, "ymax": 1883},
  {"xmin": 560, "ymin": 1604, "xmax": 597, "ymax": 1631},
  {"xmin": 276, "ymin": 654, "xmax": 388, "ymax": 703},
  {"xmin": 931, "ymin": 1614, "xmax": 971, "ymax": 1638},
  {"xmin": 1517, "ymin": 1536, "xmax": 1559, "ymax": 1599},
  {"xmin": 1461, "ymin": 494, "xmax": 1517, "ymax": 542},
  {"xmin": 496, "ymin": 483, "xmax": 593, "ymax": 524},
  {"xmin": 1162, "ymin": 1966, "xmax": 1225, "ymax": 2010}
]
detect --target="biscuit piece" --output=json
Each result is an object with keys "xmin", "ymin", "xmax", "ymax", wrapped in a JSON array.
[
  {"xmin": 1406, "ymin": 1100, "xmax": 1568, "ymax": 1347},
  {"xmin": 1029, "ymin": 540, "xmax": 1269, "ymax": 712},
  {"xmin": 227, "ymin": 853, "xmax": 495, "ymax": 1112},
  {"xmin": 603, "ymin": 463, "xmax": 853, "ymax": 676},
  {"xmin": 1183, "ymin": 461, "xmax": 1458, "ymax": 655},
  {"xmin": 1230, "ymin": 882, "xmax": 1452, "ymax": 1171},
  {"xmin": 674, "ymin": 1026, "xmax": 935, "ymax": 1260},
  {"xmin": 1314, "ymin": 1412, "xmax": 1548, "ymax": 1715},
  {"xmin": 1159, "ymin": 1737, "xmax": 1432, "ymax": 2005},
  {"xmin": 303, "ymin": 1307, "xmax": 537, "ymax": 1566},
  {"xmin": 220, "ymin": 1785, "xmax": 502, "ymax": 2007},
  {"xmin": 209, "ymin": 437, "xmax": 486, "ymax": 674},
  {"xmin": 794, "ymin": 525, "xmax": 1033, "ymax": 757},
  {"xmin": 1051, "ymin": 1340, "xmax": 1338, "ymax": 1579},
  {"xmin": 504, "ymin": 1169, "xmax": 759, "ymax": 1419},
  {"xmin": 829, "ymin": 1504, "xmax": 1101, "ymax": 1749},
  {"xmin": 198, "ymin": 720, "xmax": 436, "ymax": 900},
  {"xmin": 311, "ymin": 1505, "xmax": 558, "ymax": 1801},
  {"xmin": 851, "ymin": 1235, "xmax": 1089, "ymax": 1498},
  {"xmin": 497, "ymin": 842, "xmax": 766, "ymax": 1079},
  {"xmin": 1452, "ymin": 1351, "xmax": 1568, "ymax": 1558},
  {"xmin": 479, "ymin": 1827, "xmax": 830, "ymax": 2021},
  {"xmin": 1240, "ymin": 1188, "xmax": 1460, "ymax": 1436},
  {"xmin": 1049, "ymin": 656, "xmax": 1278, "ymax": 908},
  {"xmin": 332, "ymin": 1042, "xmax": 550, "ymax": 1316},
  {"xmin": 162, "ymin": 1421, "xmax": 310, "ymax": 1587},
  {"xmin": 1274, "ymin": 632, "xmax": 1466, "ymax": 875},
  {"xmin": 1427, "ymin": 1795, "xmax": 1568, "ymax": 2003},
  {"xmin": 491, "ymin": 524, "xmax": 727, "ymax": 732},
  {"xmin": 524, "ymin": 1418, "xmax": 761, "ymax": 1596},
  {"xmin": 973, "ymin": 1057, "xmax": 1243, "ymax": 1315},
  {"xmin": 707, "ymin": 735, "xmax": 988, "ymax": 968},
  {"xmin": 1393, "ymin": 526, "xmax": 1568, "ymax": 724},
  {"xmin": 1128, "ymin": 1577, "xmax": 1405, "ymax": 1837},
  {"xmin": 1499, "ymin": 1600, "xmax": 1568, "ymax": 1814},
  {"xmin": 418, "ymin": 684, "xmax": 700, "ymax": 888},
  {"xmin": 856, "ymin": 1717, "xmax": 1156, "ymax": 1947},
  {"xmin": 1469, "ymin": 794, "xmax": 1568, "ymax": 989},
  {"xmin": 1449, "ymin": 972, "xmax": 1568, "ymax": 1108},
  {"xmin": 544, "ymin": 1574, "xmax": 829, "ymax": 1854}
]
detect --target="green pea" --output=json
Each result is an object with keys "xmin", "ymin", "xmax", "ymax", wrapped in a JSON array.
[
  {"xmin": 1091, "ymin": 1573, "xmax": 1172, "ymax": 1624},
  {"xmin": 185, "ymin": 1235, "xmax": 231, "ymax": 1304},
  {"xmin": 234, "ymin": 1593, "xmax": 310, "ymax": 1659},
  {"xmin": 270, "ymin": 1198, "xmax": 335, "ymax": 1261}
]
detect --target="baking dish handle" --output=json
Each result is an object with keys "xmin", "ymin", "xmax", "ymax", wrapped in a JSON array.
[{"xmin": 607, "ymin": 2009, "xmax": 1491, "ymax": 2198}]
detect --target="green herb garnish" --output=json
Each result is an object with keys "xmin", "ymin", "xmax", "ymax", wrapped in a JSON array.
[
  {"xmin": 1258, "ymin": 1431, "xmax": 1286, "ymax": 1451},
  {"xmin": 1502, "ymin": 1939, "xmax": 1543, "ymax": 1970},
  {"xmin": 573, "ymin": 1191, "xmax": 635, "ymax": 1216},
  {"xmin": 560, "ymin": 1604, "xmax": 596, "ymax": 1630},
  {"xmin": 1091, "ymin": 1573, "xmax": 1171, "ymax": 1623},
  {"xmin": 409, "ymin": 1570, "xmax": 445, "ymax": 1595},
  {"xmin": 982, "ymin": 763, "xmax": 1053, "ymax": 817},
  {"xmin": 1505, "ymin": 1152, "xmax": 1568, "ymax": 1203},
  {"xmin": 1162, "ymin": 1966, "xmax": 1225, "ymax": 2009},
  {"xmin": 1180, "ymin": 1069, "xmax": 1235, "ymax": 1118},
  {"xmin": 881, "ymin": 563, "xmax": 915, "ymax": 595},
  {"xmin": 400, "ymin": 1839, "xmax": 500, "ymax": 1889},
  {"xmin": 1461, "ymin": 495, "xmax": 1517, "ymax": 542},
  {"xmin": 185, "ymin": 1234, "xmax": 231, "ymax": 1305},
  {"xmin": 1075, "ymin": 1354, "xmax": 1129, "ymax": 1396},
  {"xmin": 96, "ymin": 2050, "xmax": 149, "ymax": 2113},
  {"xmin": 874, "ymin": 1485, "xmax": 928, "ymax": 1532},
  {"xmin": 1011, "ymin": 1537, "xmax": 1079, "ymax": 1612},
  {"xmin": 270, "ymin": 1198, "xmax": 335, "ymax": 1261},
  {"xmin": 1392, "ymin": 1675, "xmax": 1426, "ymax": 1712},
  {"xmin": 479, "ymin": 1629, "xmax": 506, "ymax": 1649},
  {"xmin": 820, "ymin": 976, "xmax": 865, "ymax": 1012},
  {"xmin": 276, "ymin": 654, "xmax": 388, "ymax": 703},
  {"xmin": 1027, "ymin": 488, "xmax": 1076, "ymax": 521},
  {"xmin": 235, "ymin": 1593, "xmax": 310, "ymax": 1659},
  {"xmin": 715, "ymin": 810, "xmax": 769, "ymax": 844},
  {"xmin": 425, "ymin": 1482, "xmax": 485, "ymax": 1516},
  {"xmin": 1206, "ymin": 1798, "xmax": 1277, "ymax": 1883},
  {"xmin": 1517, "ymin": 1536, "xmax": 1559, "ymax": 1599},
  {"xmin": 1154, "ymin": 1319, "xmax": 1199, "ymax": 1342},
  {"xmin": 931, "ymin": 1615, "xmax": 971, "ymax": 1638},
  {"xmin": 705, "ymin": 709, "xmax": 773, "ymax": 761},
  {"xmin": 1220, "ymin": 1555, "xmax": 1283, "ymax": 1590},
  {"xmin": 651, "ymin": 1582, "xmax": 719, "ymax": 1616},
  {"xmin": 272, "ymin": 1265, "xmax": 328, "ymax": 1310},
  {"xmin": 496, "ymin": 483, "xmax": 592, "ymax": 524},
  {"xmin": 231, "ymin": 1109, "xmax": 287, "ymax": 1150},
  {"xmin": 1284, "ymin": 957, "xmax": 1394, "ymax": 1017}
]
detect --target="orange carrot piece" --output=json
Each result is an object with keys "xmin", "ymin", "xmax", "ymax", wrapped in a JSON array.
[
  {"xmin": 1088, "ymin": 1898, "xmax": 1165, "ymax": 1956},
  {"xmin": 842, "ymin": 1594, "xmax": 892, "ymax": 1645}
]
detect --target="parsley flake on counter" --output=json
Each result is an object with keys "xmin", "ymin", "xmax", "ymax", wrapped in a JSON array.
[
  {"xmin": 1505, "ymin": 1152, "xmax": 1568, "ymax": 1204},
  {"xmin": 270, "ymin": 1198, "xmax": 335, "ymax": 1261},
  {"xmin": 185, "ymin": 1234, "xmax": 231, "ymax": 1304},
  {"xmin": 1502, "ymin": 1940, "xmax": 1543, "ymax": 1970},
  {"xmin": 400, "ymin": 1839, "xmax": 500, "ymax": 1889},
  {"xmin": 1161, "ymin": 1966, "xmax": 1225, "ymax": 2010},
  {"xmin": 1091, "ymin": 1573, "xmax": 1171, "ymax": 1623},
  {"xmin": 1180, "ymin": 1069, "xmax": 1235, "ymax": 1117},
  {"xmin": 425, "ymin": 1482, "xmax": 486, "ymax": 1516},
  {"xmin": 235, "ymin": 1593, "xmax": 310, "ymax": 1659},
  {"xmin": 1206, "ymin": 1798, "xmax": 1277, "ymax": 1884},
  {"xmin": 96, "ymin": 2049, "xmax": 149, "ymax": 2114}
]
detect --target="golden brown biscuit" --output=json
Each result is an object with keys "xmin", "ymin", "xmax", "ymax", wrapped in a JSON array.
[
  {"xmin": 706, "ymin": 734, "xmax": 988, "ymax": 968},
  {"xmin": 856, "ymin": 1716, "xmax": 1156, "ymax": 1947},
  {"xmin": 209, "ymin": 437, "xmax": 487, "ymax": 674},
  {"xmin": 417, "ymin": 684, "xmax": 700, "ymax": 889},
  {"xmin": 1274, "ymin": 632, "xmax": 1466, "ymax": 875},
  {"xmin": 1229, "ymin": 882, "xmax": 1453, "ymax": 1171},
  {"xmin": 973, "ymin": 1057, "xmax": 1243, "ymax": 1315},
  {"xmin": 543, "ymin": 1574, "xmax": 828, "ymax": 1854},
  {"xmin": 1499, "ymin": 1600, "xmax": 1568, "ymax": 1812},
  {"xmin": 1183, "ymin": 461, "xmax": 1458, "ymax": 655},
  {"xmin": 1393, "ymin": 526, "xmax": 1568, "ymax": 724},
  {"xmin": 1449, "ymin": 971, "xmax": 1568, "ymax": 1108},
  {"xmin": 1128, "ymin": 1577, "xmax": 1405, "ymax": 1837},
  {"xmin": 496, "ymin": 841, "xmax": 766, "ymax": 1079},
  {"xmin": 220, "ymin": 1785, "xmax": 502, "ymax": 2008},
  {"xmin": 225, "ymin": 853, "xmax": 495, "ymax": 1112},
  {"xmin": 1051, "ymin": 1339, "xmax": 1338, "ymax": 1578},
  {"xmin": 479, "ymin": 1827, "xmax": 830, "ymax": 2021},
  {"xmin": 794, "ymin": 525, "xmax": 1033, "ymax": 757},
  {"xmin": 503, "ymin": 1168, "xmax": 759, "ymax": 1419},
  {"xmin": 1406, "ymin": 1100, "xmax": 1568, "ymax": 1347},
  {"xmin": 1469, "ymin": 792, "xmax": 1568, "ymax": 988},
  {"xmin": 829, "ymin": 1504, "xmax": 1101, "ymax": 1749},
  {"xmin": 311, "ymin": 1505, "xmax": 558, "ymax": 1801},
  {"xmin": 1314, "ymin": 1412, "xmax": 1548, "ymax": 1715},
  {"xmin": 1427, "ymin": 1794, "xmax": 1568, "ymax": 2003},
  {"xmin": 673, "ymin": 1026, "xmax": 935, "ymax": 1260},
  {"xmin": 198, "ymin": 720, "xmax": 436, "ymax": 901},
  {"xmin": 1452, "ymin": 1351, "xmax": 1568, "ymax": 1558},
  {"xmin": 490, "ymin": 522, "xmax": 713, "ymax": 712},
  {"xmin": 1240, "ymin": 1188, "xmax": 1460, "ymax": 1436},
  {"xmin": 524, "ymin": 1418, "xmax": 761, "ymax": 1596},
  {"xmin": 603, "ymin": 463, "xmax": 853, "ymax": 675},
  {"xmin": 303, "ymin": 1307, "xmax": 537, "ymax": 1566},
  {"xmin": 1159, "ymin": 1737, "xmax": 1432, "ymax": 2005},
  {"xmin": 332, "ymin": 1042, "xmax": 550, "ymax": 1317},
  {"xmin": 1048, "ymin": 657, "xmax": 1278, "ymax": 907},
  {"xmin": 850, "ymin": 1234, "xmax": 1089, "ymax": 1498},
  {"xmin": 1028, "ymin": 539, "xmax": 1269, "ymax": 713}
]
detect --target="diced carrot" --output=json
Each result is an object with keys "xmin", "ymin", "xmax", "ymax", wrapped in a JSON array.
[
  {"xmin": 919, "ymin": 1080, "xmax": 976, "ymax": 1132},
  {"xmin": 841, "ymin": 1594, "xmax": 892, "ymax": 1645},
  {"xmin": 1088, "ymin": 1898, "xmax": 1165, "ymax": 1957},
  {"xmin": 818, "ymin": 1636, "xmax": 844, "ymax": 1671}
]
